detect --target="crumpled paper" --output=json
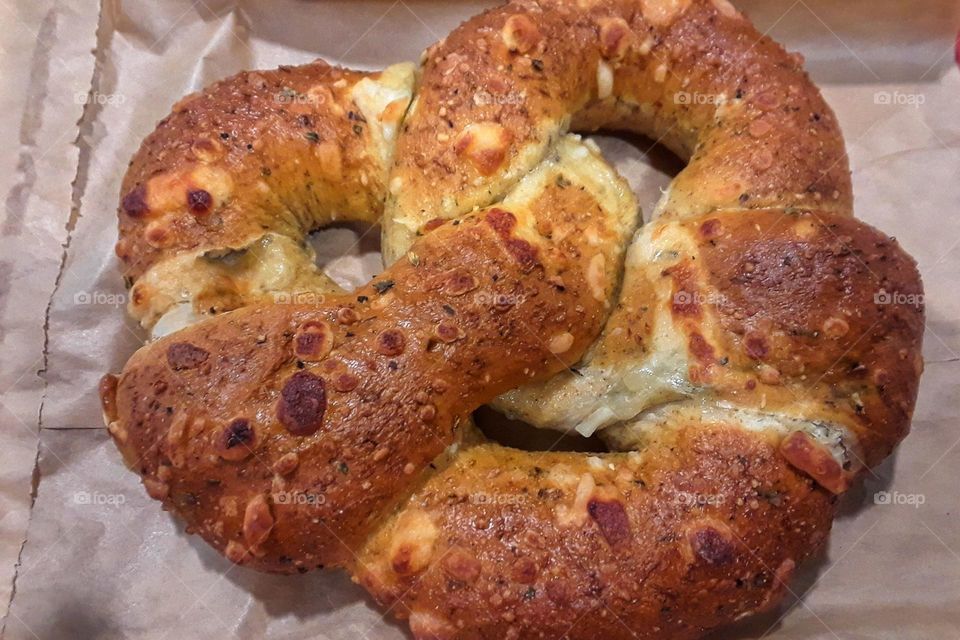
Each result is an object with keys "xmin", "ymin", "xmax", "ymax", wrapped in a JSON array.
[
  {"xmin": 0, "ymin": 0, "xmax": 99, "ymax": 629},
  {"xmin": 3, "ymin": 0, "xmax": 959, "ymax": 638}
]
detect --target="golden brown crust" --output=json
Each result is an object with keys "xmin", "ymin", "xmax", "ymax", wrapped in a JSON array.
[
  {"xmin": 683, "ymin": 210, "xmax": 924, "ymax": 469},
  {"xmin": 383, "ymin": 0, "xmax": 851, "ymax": 261},
  {"xmin": 356, "ymin": 425, "xmax": 835, "ymax": 640},
  {"xmin": 105, "ymin": 165, "xmax": 631, "ymax": 571},
  {"xmin": 496, "ymin": 207, "xmax": 923, "ymax": 493},
  {"xmin": 117, "ymin": 61, "xmax": 396, "ymax": 281}
]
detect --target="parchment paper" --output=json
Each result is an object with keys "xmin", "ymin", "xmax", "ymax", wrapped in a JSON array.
[
  {"xmin": 3, "ymin": 1, "xmax": 959, "ymax": 638},
  {"xmin": 0, "ymin": 0, "xmax": 99, "ymax": 628}
]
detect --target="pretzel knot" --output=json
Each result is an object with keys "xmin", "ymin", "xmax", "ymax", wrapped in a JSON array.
[{"xmin": 100, "ymin": 1, "xmax": 923, "ymax": 638}]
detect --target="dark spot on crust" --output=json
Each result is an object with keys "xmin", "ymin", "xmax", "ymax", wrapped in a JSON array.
[
  {"xmin": 296, "ymin": 331, "xmax": 324, "ymax": 357},
  {"xmin": 98, "ymin": 374, "xmax": 119, "ymax": 422},
  {"xmin": 224, "ymin": 418, "xmax": 254, "ymax": 449},
  {"xmin": 122, "ymin": 184, "xmax": 149, "ymax": 218},
  {"xmin": 441, "ymin": 268, "xmax": 478, "ymax": 296},
  {"xmin": 598, "ymin": 16, "xmax": 632, "ymax": 60},
  {"xmin": 277, "ymin": 371, "xmax": 327, "ymax": 436},
  {"xmin": 372, "ymin": 279, "xmax": 395, "ymax": 295},
  {"xmin": 486, "ymin": 208, "xmax": 539, "ymax": 272},
  {"xmin": 700, "ymin": 218, "xmax": 722, "ymax": 238},
  {"xmin": 166, "ymin": 342, "xmax": 209, "ymax": 371},
  {"xmin": 435, "ymin": 321, "xmax": 462, "ymax": 343},
  {"xmin": 505, "ymin": 238, "xmax": 539, "ymax": 272},
  {"xmin": 294, "ymin": 321, "xmax": 332, "ymax": 361},
  {"xmin": 187, "ymin": 189, "xmax": 212, "ymax": 215},
  {"xmin": 587, "ymin": 499, "xmax": 631, "ymax": 547},
  {"xmin": 418, "ymin": 404, "xmax": 437, "ymax": 422},
  {"xmin": 442, "ymin": 548, "xmax": 481, "ymax": 583},
  {"xmin": 780, "ymin": 430, "xmax": 849, "ymax": 494},
  {"xmin": 331, "ymin": 372, "xmax": 359, "ymax": 392},
  {"xmin": 391, "ymin": 548, "xmax": 414, "ymax": 575},
  {"xmin": 512, "ymin": 557, "xmax": 538, "ymax": 584},
  {"xmin": 336, "ymin": 307, "xmax": 358, "ymax": 325},
  {"xmin": 377, "ymin": 329, "xmax": 406, "ymax": 356},
  {"xmin": 744, "ymin": 332, "xmax": 769, "ymax": 359},
  {"xmin": 486, "ymin": 208, "xmax": 517, "ymax": 235},
  {"xmin": 690, "ymin": 526, "xmax": 736, "ymax": 565},
  {"xmin": 217, "ymin": 417, "xmax": 257, "ymax": 461},
  {"xmin": 423, "ymin": 218, "xmax": 445, "ymax": 232},
  {"xmin": 689, "ymin": 332, "xmax": 715, "ymax": 364}
]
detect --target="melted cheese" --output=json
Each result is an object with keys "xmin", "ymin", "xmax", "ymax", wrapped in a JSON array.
[
  {"xmin": 604, "ymin": 399, "xmax": 858, "ymax": 470},
  {"xmin": 349, "ymin": 62, "xmax": 415, "ymax": 168},
  {"xmin": 134, "ymin": 232, "xmax": 343, "ymax": 338}
]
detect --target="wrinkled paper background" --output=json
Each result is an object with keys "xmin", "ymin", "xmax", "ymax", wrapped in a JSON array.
[{"xmin": 1, "ymin": 1, "xmax": 959, "ymax": 638}]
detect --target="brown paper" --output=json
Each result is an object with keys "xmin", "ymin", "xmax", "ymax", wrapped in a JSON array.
[
  {"xmin": 0, "ymin": 0, "xmax": 99, "ymax": 627},
  {"xmin": 3, "ymin": 1, "xmax": 959, "ymax": 638}
]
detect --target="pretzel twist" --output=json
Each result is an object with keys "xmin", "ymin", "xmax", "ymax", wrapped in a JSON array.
[{"xmin": 100, "ymin": 1, "xmax": 924, "ymax": 638}]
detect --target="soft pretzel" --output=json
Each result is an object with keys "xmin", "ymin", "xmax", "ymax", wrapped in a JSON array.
[
  {"xmin": 99, "ymin": 1, "xmax": 924, "ymax": 639},
  {"xmin": 115, "ymin": 62, "xmax": 417, "ymax": 334}
]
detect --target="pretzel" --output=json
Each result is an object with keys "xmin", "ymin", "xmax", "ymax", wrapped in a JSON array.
[{"xmin": 99, "ymin": 1, "xmax": 924, "ymax": 638}]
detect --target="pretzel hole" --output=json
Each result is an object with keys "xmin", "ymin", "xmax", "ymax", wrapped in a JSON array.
[
  {"xmin": 584, "ymin": 132, "xmax": 684, "ymax": 224},
  {"xmin": 473, "ymin": 406, "xmax": 606, "ymax": 453},
  {"xmin": 306, "ymin": 221, "xmax": 382, "ymax": 289}
]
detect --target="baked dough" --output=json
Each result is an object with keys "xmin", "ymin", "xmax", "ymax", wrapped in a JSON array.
[{"xmin": 100, "ymin": 1, "xmax": 924, "ymax": 638}]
